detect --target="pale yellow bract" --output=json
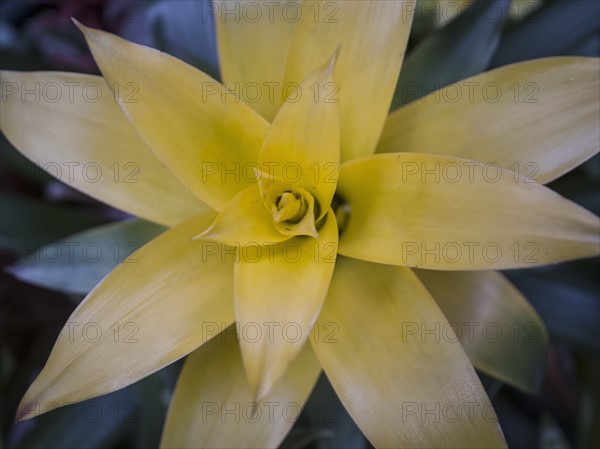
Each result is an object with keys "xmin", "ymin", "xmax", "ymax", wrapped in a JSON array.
[{"xmin": 0, "ymin": 1, "xmax": 599, "ymax": 448}]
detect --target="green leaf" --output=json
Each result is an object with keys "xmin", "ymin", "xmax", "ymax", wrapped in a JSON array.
[
  {"xmin": 0, "ymin": 134, "xmax": 51, "ymax": 184},
  {"xmin": 539, "ymin": 413, "xmax": 571, "ymax": 449},
  {"xmin": 11, "ymin": 366, "xmax": 176, "ymax": 449},
  {"xmin": 576, "ymin": 354, "xmax": 600, "ymax": 449},
  {"xmin": 279, "ymin": 429, "xmax": 334, "ymax": 449},
  {"xmin": 303, "ymin": 375, "xmax": 367, "ymax": 449},
  {"xmin": 12, "ymin": 388, "xmax": 134, "ymax": 449},
  {"xmin": 549, "ymin": 166, "xmax": 600, "ymax": 216},
  {"xmin": 146, "ymin": 0, "xmax": 220, "ymax": 79},
  {"xmin": 408, "ymin": 0, "xmax": 442, "ymax": 41},
  {"xmin": 416, "ymin": 270, "xmax": 548, "ymax": 393},
  {"xmin": 0, "ymin": 192, "xmax": 109, "ymax": 249},
  {"xmin": 491, "ymin": 393, "xmax": 538, "ymax": 449},
  {"xmin": 132, "ymin": 362, "xmax": 180, "ymax": 449},
  {"xmin": 392, "ymin": 0, "xmax": 511, "ymax": 107},
  {"xmin": 477, "ymin": 372, "xmax": 504, "ymax": 401},
  {"xmin": 506, "ymin": 262, "xmax": 600, "ymax": 351},
  {"xmin": 491, "ymin": 0, "xmax": 600, "ymax": 68},
  {"xmin": 8, "ymin": 219, "xmax": 165, "ymax": 295}
]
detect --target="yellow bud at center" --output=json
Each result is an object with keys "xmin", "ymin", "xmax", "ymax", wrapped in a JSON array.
[
  {"xmin": 259, "ymin": 179, "xmax": 318, "ymax": 239},
  {"xmin": 271, "ymin": 191, "xmax": 306, "ymax": 223}
]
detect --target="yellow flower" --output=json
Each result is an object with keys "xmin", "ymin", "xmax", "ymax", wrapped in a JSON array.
[{"xmin": 1, "ymin": 1, "xmax": 599, "ymax": 448}]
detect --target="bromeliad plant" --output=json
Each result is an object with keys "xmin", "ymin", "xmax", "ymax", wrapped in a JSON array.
[{"xmin": 1, "ymin": 1, "xmax": 599, "ymax": 447}]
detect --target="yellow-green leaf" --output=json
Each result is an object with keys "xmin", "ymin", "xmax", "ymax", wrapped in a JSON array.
[
  {"xmin": 77, "ymin": 22, "xmax": 269, "ymax": 211},
  {"xmin": 283, "ymin": 0, "xmax": 415, "ymax": 161},
  {"xmin": 0, "ymin": 71, "xmax": 208, "ymax": 226},
  {"xmin": 234, "ymin": 211, "xmax": 338, "ymax": 400},
  {"xmin": 259, "ymin": 50, "xmax": 339, "ymax": 220},
  {"xmin": 160, "ymin": 329, "xmax": 321, "ymax": 449},
  {"xmin": 312, "ymin": 257, "xmax": 507, "ymax": 448},
  {"xmin": 215, "ymin": 0, "xmax": 298, "ymax": 120},
  {"xmin": 379, "ymin": 57, "xmax": 600, "ymax": 184},
  {"xmin": 337, "ymin": 153, "xmax": 600, "ymax": 270},
  {"xmin": 416, "ymin": 269, "xmax": 548, "ymax": 393},
  {"xmin": 17, "ymin": 212, "xmax": 234, "ymax": 420}
]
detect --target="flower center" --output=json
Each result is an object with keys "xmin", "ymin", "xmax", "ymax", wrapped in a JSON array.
[
  {"xmin": 271, "ymin": 191, "xmax": 306, "ymax": 223},
  {"xmin": 260, "ymin": 179, "xmax": 318, "ymax": 238}
]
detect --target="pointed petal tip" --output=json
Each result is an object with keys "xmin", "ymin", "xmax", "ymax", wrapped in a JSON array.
[
  {"xmin": 71, "ymin": 17, "xmax": 85, "ymax": 31},
  {"xmin": 243, "ymin": 360, "xmax": 275, "ymax": 405},
  {"xmin": 72, "ymin": 18, "xmax": 98, "ymax": 43},
  {"xmin": 327, "ymin": 45, "xmax": 341, "ymax": 74},
  {"xmin": 15, "ymin": 407, "xmax": 34, "ymax": 423},
  {"xmin": 304, "ymin": 219, "xmax": 319, "ymax": 239},
  {"xmin": 190, "ymin": 224, "xmax": 237, "ymax": 243},
  {"xmin": 72, "ymin": 18, "xmax": 104, "ymax": 42},
  {"xmin": 15, "ymin": 393, "xmax": 42, "ymax": 422},
  {"xmin": 190, "ymin": 229, "xmax": 212, "ymax": 241},
  {"xmin": 71, "ymin": 18, "xmax": 97, "ymax": 33},
  {"xmin": 254, "ymin": 378, "xmax": 274, "ymax": 404},
  {"xmin": 248, "ymin": 402, "xmax": 260, "ymax": 421},
  {"xmin": 14, "ymin": 376, "xmax": 58, "ymax": 423},
  {"xmin": 304, "ymin": 224, "xmax": 320, "ymax": 239},
  {"xmin": 190, "ymin": 218, "xmax": 219, "ymax": 241}
]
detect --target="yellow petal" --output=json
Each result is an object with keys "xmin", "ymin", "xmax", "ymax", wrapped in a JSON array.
[
  {"xmin": 337, "ymin": 153, "xmax": 600, "ymax": 270},
  {"xmin": 16, "ymin": 212, "xmax": 235, "ymax": 421},
  {"xmin": 283, "ymin": 0, "xmax": 415, "ymax": 161},
  {"xmin": 378, "ymin": 57, "xmax": 600, "ymax": 184},
  {"xmin": 234, "ymin": 210, "xmax": 338, "ymax": 400},
  {"xmin": 0, "ymin": 71, "xmax": 208, "ymax": 227},
  {"xmin": 416, "ymin": 270, "xmax": 549, "ymax": 393},
  {"xmin": 311, "ymin": 257, "xmax": 507, "ymax": 448},
  {"xmin": 160, "ymin": 328, "xmax": 321, "ymax": 449},
  {"xmin": 194, "ymin": 185, "xmax": 290, "ymax": 246},
  {"xmin": 76, "ymin": 22, "xmax": 269, "ymax": 210},
  {"xmin": 259, "ymin": 50, "xmax": 340, "ymax": 220},
  {"xmin": 215, "ymin": 0, "xmax": 297, "ymax": 120}
]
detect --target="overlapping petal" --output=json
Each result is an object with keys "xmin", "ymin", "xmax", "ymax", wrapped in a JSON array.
[
  {"xmin": 311, "ymin": 257, "xmax": 507, "ymax": 448},
  {"xmin": 0, "ymin": 71, "xmax": 208, "ymax": 226},
  {"xmin": 337, "ymin": 153, "xmax": 600, "ymax": 269},
  {"xmin": 77, "ymin": 22, "xmax": 269, "ymax": 210},
  {"xmin": 215, "ymin": 0, "xmax": 298, "ymax": 120},
  {"xmin": 283, "ymin": 0, "xmax": 415, "ymax": 161},
  {"xmin": 17, "ymin": 212, "xmax": 235, "ymax": 420},
  {"xmin": 194, "ymin": 185, "xmax": 290, "ymax": 246},
  {"xmin": 378, "ymin": 57, "xmax": 600, "ymax": 184},
  {"xmin": 234, "ymin": 211, "xmax": 338, "ymax": 400},
  {"xmin": 160, "ymin": 329, "xmax": 321, "ymax": 449},
  {"xmin": 259, "ymin": 50, "xmax": 340, "ymax": 220},
  {"xmin": 416, "ymin": 270, "xmax": 548, "ymax": 393}
]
